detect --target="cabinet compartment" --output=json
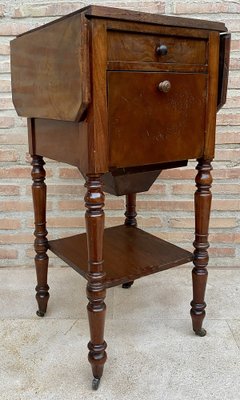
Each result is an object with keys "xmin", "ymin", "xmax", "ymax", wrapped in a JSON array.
[{"xmin": 108, "ymin": 71, "xmax": 207, "ymax": 168}]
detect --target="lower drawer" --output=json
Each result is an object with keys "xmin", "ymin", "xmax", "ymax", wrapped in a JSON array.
[{"xmin": 108, "ymin": 71, "xmax": 207, "ymax": 168}]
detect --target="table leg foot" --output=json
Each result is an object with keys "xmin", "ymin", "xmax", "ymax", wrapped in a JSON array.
[
  {"xmin": 194, "ymin": 328, "xmax": 207, "ymax": 337},
  {"xmin": 92, "ymin": 377, "xmax": 101, "ymax": 390},
  {"xmin": 36, "ymin": 310, "xmax": 45, "ymax": 317},
  {"xmin": 122, "ymin": 281, "xmax": 134, "ymax": 289}
]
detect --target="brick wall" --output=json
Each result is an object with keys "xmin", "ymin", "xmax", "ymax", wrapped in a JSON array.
[{"xmin": 0, "ymin": 0, "xmax": 239, "ymax": 268}]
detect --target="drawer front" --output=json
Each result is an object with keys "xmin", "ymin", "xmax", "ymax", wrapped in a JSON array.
[
  {"xmin": 108, "ymin": 31, "xmax": 207, "ymax": 65},
  {"xmin": 108, "ymin": 71, "xmax": 207, "ymax": 168}
]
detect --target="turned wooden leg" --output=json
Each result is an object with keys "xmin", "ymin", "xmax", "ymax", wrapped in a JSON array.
[
  {"xmin": 190, "ymin": 158, "xmax": 212, "ymax": 337},
  {"xmin": 31, "ymin": 155, "xmax": 49, "ymax": 317},
  {"xmin": 124, "ymin": 193, "xmax": 137, "ymax": 227},
  {"xmin": 122, "ymin": 193, "xmax": 137, "ymax": 289},
  {"xmin": 85, "ymin": 174, "xmax": 107, "ymax": 390}
]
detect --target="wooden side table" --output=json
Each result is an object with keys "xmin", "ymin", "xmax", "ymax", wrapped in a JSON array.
[{"xmin": 10, "ymin": 6, "xmax": 230, "ymax": 390}]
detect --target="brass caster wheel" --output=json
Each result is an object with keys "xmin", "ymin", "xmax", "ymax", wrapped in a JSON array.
[
  {"xmin": 92, "ymin": 377, "xmax": 101, "ymax": 390},
  {"xmin": 122, "ymin": 281, "xmax": 134, "ymax": 289},
  {"xmin": 195, "ymin": 328, "xmax": 207, "ymax": 337},
  {"xmin": 36, "ymin": 310, "xmax": 45, "ymax": 317}
]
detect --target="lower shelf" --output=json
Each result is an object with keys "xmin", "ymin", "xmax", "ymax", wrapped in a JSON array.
[{"xmin": 48, "ymin": 225, "xmax": 193, "ymax": 288}]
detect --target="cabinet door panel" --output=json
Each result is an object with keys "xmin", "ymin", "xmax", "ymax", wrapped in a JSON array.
[{"xmin": 108, "ymin": 71, "xmax": 207, "ymax": 168}]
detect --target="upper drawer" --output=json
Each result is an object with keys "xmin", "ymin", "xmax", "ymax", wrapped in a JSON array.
[{"xmin": 108, "ymin": 31, "xmax": 207, "ymax": 65}]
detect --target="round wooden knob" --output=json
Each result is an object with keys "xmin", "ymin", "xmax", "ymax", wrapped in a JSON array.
[
  {"xmin": 156, "ymin": 44, "xmax": 168, "ymax": 56},
  {"xmin": 158, "ymin": 80, "xmax": 171, "ymax": 93}
]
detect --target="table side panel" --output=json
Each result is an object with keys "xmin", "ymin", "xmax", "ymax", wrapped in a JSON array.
[{"xmin": 29, "ymin": 118, "xmax": 88, "ymax": 170}]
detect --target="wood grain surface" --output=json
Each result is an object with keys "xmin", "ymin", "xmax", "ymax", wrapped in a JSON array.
[
  {"xmin": 49, "ymin": 225, "xmax": 193, "ymax": 288},
  {"xmin": 11, "ymin": 13, "xmax": 90, "ymax": 122}
]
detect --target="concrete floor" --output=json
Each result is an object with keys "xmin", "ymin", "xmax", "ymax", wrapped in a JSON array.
[{"xmin": 1, "ymin": 266, "xmax": 240, "ymax": 400}]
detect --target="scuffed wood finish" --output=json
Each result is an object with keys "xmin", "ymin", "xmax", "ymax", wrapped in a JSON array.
[
  {"xmin": 10, "ymin": 13, "xmax": 90, "ymax": 122},
  {"xmin": 31, "ymin": 155, "xmax": 49, "ymax": 317},
  {"xmin": 10, "ymin": 4, "xmax": 231, "ymax": 390},
  {"xmin": 108, "ymin": 71, "xmax": 207, "ymax": 168},
  {"xmin": 108, "ymin": 31, "xmax": 207, "ymax": 65},
  {"xmin": 29, "ymin": 118, "xmax": 89, "ymax": 171},
  {"xmin": 217, "ymin": 32, "xmax": 231, "ymax": 111},
  {"xmin": 86, "ymin": 20, "xmax": 108, "ymax": 173},
  {"xmin": 107, "ymin": 61, "xmax": 208, "ymax": 73},
  {"xmin": 191, "ymin": 158, "xmax": 212, "ymax": 336},
  {"xmin": 48, "ymin": 226, "xmax": 193, "ymax": 288},
  {"xmin": 86, "ymin": 6, "xmax": 226, "ymax": 32},
  {"xmin": 85, "ymin": 175, "xmax": 107, "ymax": 383},
  {"xmin": 204, "ymin": 32, "xmax": 220, "ymax": 159}
]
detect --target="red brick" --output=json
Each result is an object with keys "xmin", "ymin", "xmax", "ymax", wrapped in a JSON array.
[
  {"xmin": 0, "ymin": 149, "xmax": 19, "ymax": 162},
  {"xmin": 212, "ymin": 168, "xmax": 240, "ymax": 180},
  {"xmin": 0, "ymin": 116, "xmax": 15, "ymax": 128},
  {"xmin": 210, "ymin": 233, "xmax": 236, "ymax": 243},
  {"xmin": 26, "ymin": 183, "xmax": 85, "ymax": 196},
  {"xmin": 0, "ymin": 43, "xmax": 9, "ymax": 55},
  {"xmin": 0, "ymin": 248, "xmax": 18, "ymax": 259},
  {"xmin": 231, "ymin": 40, "xmax": 240, "ymax": 51},
  {"xmin": 227, "ymin": 20, "xmax": 240, "ymax": 33},
  {"xmin": 0, "ymin": 61, "xmax": 10, "ymax": 73},
  {"xmin": 59, "ymin": 198, "xmax": 124, "ymax": 211},
  {"xmin": 0, "ymin": 22, "xmax": 39, "ymax": 36},
  {"xmin": 59, "ymin": 167, "xmax": 81, "ymax": 179},
  {"xmin": 13, "ymin": 3, "xmax": 85, "ymax": 17},
  {"xmin": 0, "ymin": 233, "xmax": 33, "ymax": 244},
  {"xmin": 172, "ymin": 184, "xmax": 195, "ymax": 194},
  {"xmin": 169, "ymin": 217, "xmax": 237, "ymax": 229},
  {"xmin": 145, "ymin": 183, "xmax": 166, "ymax": 194},
  {"xmin": 46, "ymin": 217, "xmax": 85, "ymax": 228},
  {"xmin": 0, "ymin": 133, "xmax": 27, "ymax": 145},
  {"xmin": 217, "ymin": 113, "xmax": 240, "ymax": 126},
  {"xmin": 102, "ymin": 198, "xmax": 125, "ymax": 210},
  {"xmin": 0, "ymin": 219, "xmax": 21, "ymax": 230},
  {"xmin": 0, "ymin": 201, "xmax": 33, "ymax": 212},
  {"xmin": 0, "ymin": 80, "xmax": 11, "ymax": 92},
  {"xmin": 228, "ymin": 75, "xmax": 240, "ymax": 89},
  {"xmin": 173, "ymin": 182, "xmax": 240, "ymax": 195},
  {"xmin": 216, "ymin": 131, "xmax": 240, "ymax": 144},
  {"xmin": 138, "ymin": 200, "xmax": 193, "ymax": 211},
  {"xmin": 209, "ymin": 248, "xmax": 235, "ymax": 257},
  {"xmin": 156, "ymin": 231, "xmax": 193, "ymax": 242},
  {"xmin": 17, "ymin": 117, "xmax": 27, "ymax": 127},
  {"xmin": 230, "ymin": 58, "xmax": 240, "ymax": 70},
  {"xmin": 174, "ymin": 2, "xmax": 240, "ymax": 14},
  {"xmin": 104, "ymin": 1, "xmax": 165, "ymax": 13},
  {"xmin": 0, "ymin": 97, "xmax": 14, "ymax": 110},
  {"xmin": 212, "ymin": 184, "xmax": 240, "ymax": 194},
  {"xmin": 0, "ymin": 201, "xmax": 52, "ymax": 212},
  {"xmin": 160, "ymin": 168, "xmax": 195, "ymax": 180},
  {"xmin": 225, "ymin": 95, "xmax": 240, "ymax": 109},
  {"xmin": 215, "ymin": 148, "xmax": 240, "ymax": 161},
  {"xmin": 0, "ymin": 166, "xmax": 53, "ymax": 179},
  {"xmin": 13, "ymin": 2, "xmax": 165, "ymax": 17},
  {"xmin": 47, "ymin": 184, "xmax": 85, "ymax": 196},
  {"xmin": 0, "ymin": 167, "xmax": 30, "ymax": 179},
  {"xmin": 0, "ymin": 185, "xmax": 20, "ymax": 196},
  {"xmin": 212, "ymin": 200, "xmax": 240, "ymax": 211},
  {"xmin": 138, "ymin": 216, "xmax": 163, "ymax": 228}
]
